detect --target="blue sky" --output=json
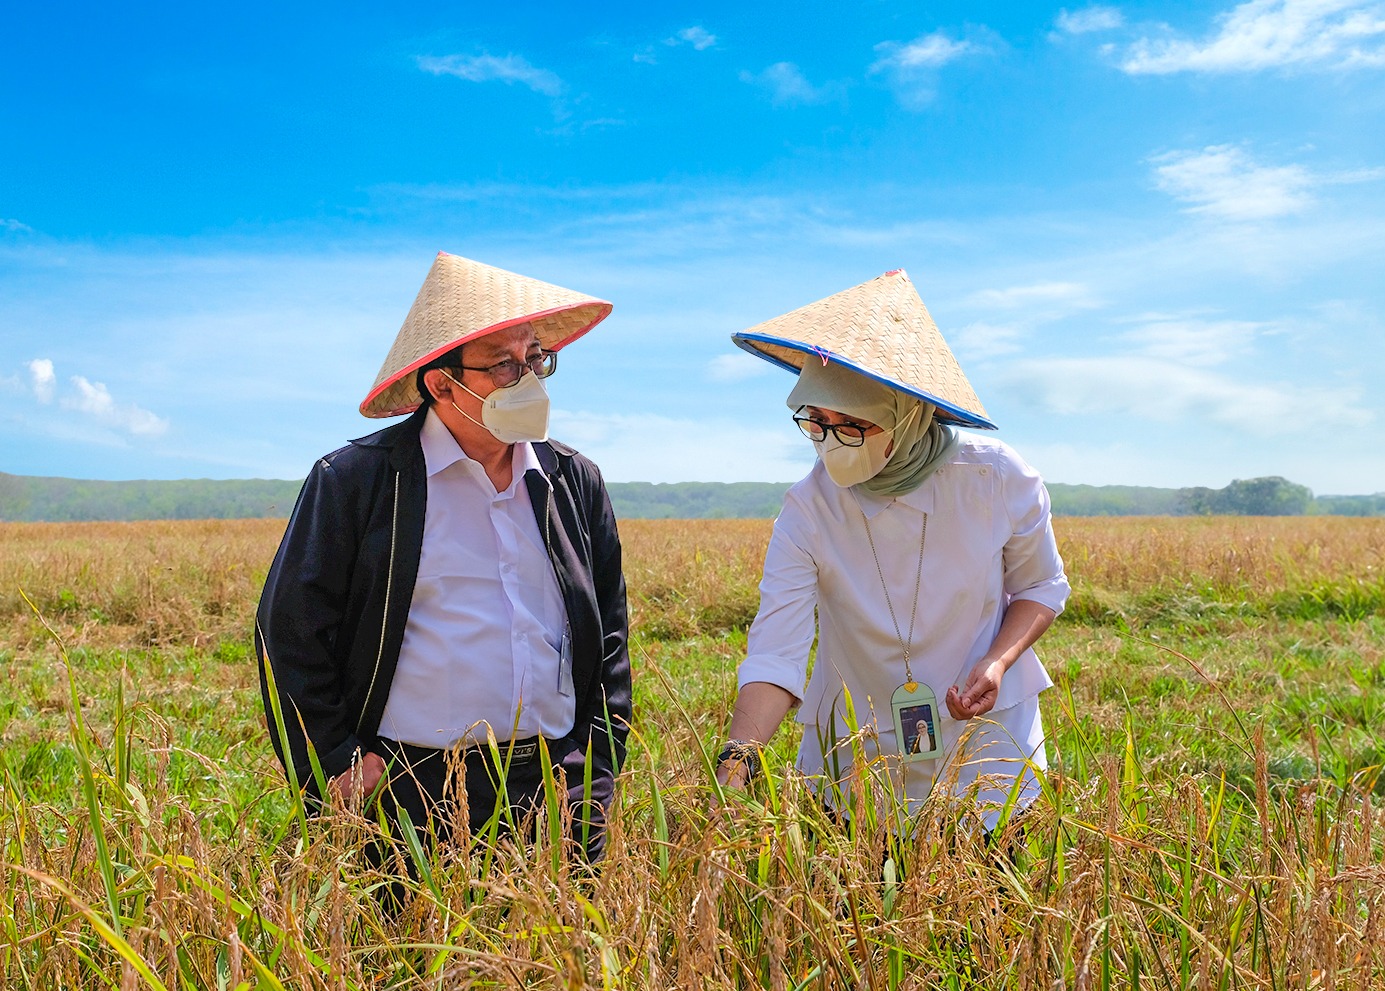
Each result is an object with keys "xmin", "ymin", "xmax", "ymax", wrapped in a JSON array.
[{"xmin": 3, "ymin": 1, "xmax": 1383, "ymax": 493}]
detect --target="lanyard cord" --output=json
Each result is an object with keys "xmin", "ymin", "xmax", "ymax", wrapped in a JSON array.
[{"xmin": 861, "ymin": 506, "xmax": 927, "ymax": 685}]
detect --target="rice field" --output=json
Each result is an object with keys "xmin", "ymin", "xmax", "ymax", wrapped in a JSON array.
[{"xmin": 1, "ymin": 515, "xmax": 1384, "ymax": 988}]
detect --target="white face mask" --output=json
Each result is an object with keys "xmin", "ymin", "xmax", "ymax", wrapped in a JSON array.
[
  {"xmin": 815, "ymin": 429, "xmax": 894, "ymax": 487},
  {"xmin": 442, "ymin": 369, "xmax": 551, "ymax": 444},
  {"xmin": 810, "ymin": 402, "xmax": 921, "ymax": 488}
]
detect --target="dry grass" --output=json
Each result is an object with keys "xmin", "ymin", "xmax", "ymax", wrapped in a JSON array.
[
  {"xmin": 0, "ymin": 519, "xmax": 285, "ymax": 653},
  {"xmin": 3, "ymin": 515, "xmax": 1381, "ymax": 655},
  {"xmin": 1057, "ymin": 515, "xmax": 1385, "ymax": 624},
  {"xmin": 3, "ymin": 516, "xmax": 1385, "ymax": 986},
  {"xmin": 5, "ymin": 632, "xmax": 1385, "ymax": 989},
  {"xmin": 618, "ymin": 519, "xmax": 770, "ymax": 639}
]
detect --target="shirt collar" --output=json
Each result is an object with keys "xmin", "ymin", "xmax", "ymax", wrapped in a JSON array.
[
  {"xmin": 510, "ymin": 435, "xmax": 542, "ymax": 484},
  {"xmin": 420, "ymin": 407, "xmax": 541, "ymax": 494},
  {"xmin": 850, "ymin": 485, "xmax": 893, "ymax": 520},
  {"xmin": 848, "ymin": 473, "xmax": 936, "ymax": 519},
  {"xmin": 420, "ymin": 407, "xmax": 467, "ymax": 477}
]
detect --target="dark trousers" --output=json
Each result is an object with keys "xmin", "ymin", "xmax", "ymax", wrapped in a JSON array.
[{"xmin": 372, "ymin": 737, "xmax": 610, "ymax": 863}]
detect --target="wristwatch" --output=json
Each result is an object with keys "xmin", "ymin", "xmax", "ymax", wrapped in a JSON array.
[{"xmin": 716, "ymin": 739, "xmax": 763, "ymax": 781}]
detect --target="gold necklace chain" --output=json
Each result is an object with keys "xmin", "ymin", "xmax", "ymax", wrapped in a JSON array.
[{"xmin": 861, "ymin": 506, "xmax": 927, "ymax": 685}]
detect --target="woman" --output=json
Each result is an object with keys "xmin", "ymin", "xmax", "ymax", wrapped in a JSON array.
[{"xmin": 717, "ymin": 270, "xmax": 1070, "ymax": 829}]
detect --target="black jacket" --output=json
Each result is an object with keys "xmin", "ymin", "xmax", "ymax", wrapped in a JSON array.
[{"xmin": 255, "ymin": 406, "xmax": 631, "ymax": 801}]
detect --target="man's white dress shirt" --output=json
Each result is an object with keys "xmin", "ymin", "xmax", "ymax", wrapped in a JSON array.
[
  {"xmin": 378, "ymin": 409, "xmax": 574, "ymax": 749},
  {"xmin": 738, "ymin": 433, "xmax": 1071, "ymax": 822}
]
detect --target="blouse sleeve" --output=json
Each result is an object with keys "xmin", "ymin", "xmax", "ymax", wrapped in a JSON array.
[
  {"xmin": 736, "ymin": 489, "xmax": 819, "ymax": 701},
  {"xmin": 999, "ymin": 446, "xmax": 1071, "ymax": 616}
]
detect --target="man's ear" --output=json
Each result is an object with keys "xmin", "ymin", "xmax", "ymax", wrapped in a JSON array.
[{"xmin": 423, "ymin": 368, "xmax": 451, "ymax": 403}]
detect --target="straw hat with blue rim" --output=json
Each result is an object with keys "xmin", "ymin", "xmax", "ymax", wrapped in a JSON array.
[{"xmin": 731, "ymin": 268, "xmax": 994, "ymax": 430}]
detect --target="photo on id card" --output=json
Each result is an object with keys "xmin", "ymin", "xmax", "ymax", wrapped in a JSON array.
[{"xmin": 891, "ymin": 681, "xmax": 941, "ymax": 761}]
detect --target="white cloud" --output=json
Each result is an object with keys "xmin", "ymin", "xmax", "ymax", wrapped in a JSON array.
[
  {"xmin": 873, "ymin": 31, "xmax": 979, "ymax": 70},
  {"xmin": 416, "ymin": 53, "xmax": 563, "ymax": 97},
  {"xmin": 1152, "ymin": 145, "xmax": 1317, "ymax": 220},
  {"xmin": 708, "ymin": 352, "xmax": 772, "ymax": 382},
  {"xmin": 669, "ymin": 26, "xmax": 717, "ymax": 50},
  {"xmin": 1121, "ymin": 316, "xmax": 1264, "ymax": 366},
  {"xmin": 552, "ymin": 410, "xmax": 810, "ymax": 482},
  {"xmin": 580, "ymin": 117, "xmax": 626, "ymax": 132},
  {"xmin": 869, "ymin": 30, "xmax": 988, "ymax": 107},
  {"xmin": 739, "ymin": 62, "xmax": 844, "ymax": 106},
  {"xmin": 952, "ymin": 321, "xmax": 1026, "ymax": 361},
  {"xmin": 3, "ymin": 180, "xmax": 1381, "ymax": 491},
  {"xmin": 952, "ymin": 283, "xmax": 1100, "ymax": 361},
  {"xmin": 1121, "ymin": 0, "xmax": 1385, "ymax": 74},
  {"xmin": 1005, "ymin": 355, "xmax": 1372, "ymax": 434},
  {"xmin": 27, "ymin": 359, "xmax": 56, "ymax": 403},
  {"xmin": 2, "ymin": 218, "xmax": 33, "ymax": 234},
  {"xmin": 1055, "ymin": 6, "xmax": 1125, "ymax": 34},
  {"xmin": 997, "ymin": 308, "xmax": 1368, "ymax": 439},
  {"xmin": 966, "ymin": 281, "xmax": 1097, "ymax": 310},
  {"xmin": 62, "ymin": 376, "xmax": 170, "ymax": 436}
]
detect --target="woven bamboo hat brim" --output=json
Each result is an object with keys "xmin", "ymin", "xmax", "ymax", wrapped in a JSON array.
[
  {"xmin": 731, "ymin": 269, "xmax": 995, "ymax": 430},
  {"xmin": 360, "ymin": 251, "xmax": 613, "ymax": 418}
]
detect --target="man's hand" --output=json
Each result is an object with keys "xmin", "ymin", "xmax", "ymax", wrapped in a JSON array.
[
  {"xmin": 946, "ymin": 659, "xmax": 1005, "ymax": 720},
  {"xmin": 328, "ymin": 751, "xmax": 387, "ymax": 806}
]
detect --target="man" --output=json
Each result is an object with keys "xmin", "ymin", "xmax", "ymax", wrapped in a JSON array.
[{"xmin": 256, "ymin": 251, "xmax": 630, "ymax": 861}]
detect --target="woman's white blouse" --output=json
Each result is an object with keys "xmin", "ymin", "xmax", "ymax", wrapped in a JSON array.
[{"xmin": 739, "ymin": 434, "xmax": 1071, "ymax": 785}]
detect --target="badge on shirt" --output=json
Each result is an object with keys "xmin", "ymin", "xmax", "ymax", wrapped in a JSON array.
[
  {"xmin": 891, "ymin": 681, "xmax": 941, "ymax": 762},
  {"xmin": 558, "ymin": 626, "xmax": 574, "ymax": 698}
]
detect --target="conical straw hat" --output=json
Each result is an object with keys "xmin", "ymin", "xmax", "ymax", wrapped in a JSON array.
[
  {"xmin": 731, "ymin": 269, "xmax": 994, "ymax": 429},
  {"xmin": 360, "ymin": 251, "xmax": 612, "ymax": 418}
]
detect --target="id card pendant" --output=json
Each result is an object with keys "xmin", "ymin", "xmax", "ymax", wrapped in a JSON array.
[
  {"xmin": 891, "ymin": 681, "xmax": 942, "ymax": 762},
  {"xmin": 557, "ymin": 625, "xmax": 575, "ymax": 698}
]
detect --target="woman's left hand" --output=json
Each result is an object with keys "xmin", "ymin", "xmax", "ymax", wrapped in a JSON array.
[
  {"xmin": 946, "ymin": 659, "xmax": 1005, "ymax": 719},
  {"xmin": 947, "ymin": 601, "xmax": 1057, "ymax": 720}
]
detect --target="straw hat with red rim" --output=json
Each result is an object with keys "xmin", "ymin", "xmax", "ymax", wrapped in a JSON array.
[
  {"xmin": 731, "ymin": 269, "xmax": 996, "ymax": 430},
  {"xmin": 359, "ymin": 251, "xmax": 612, "ymax": 418}
]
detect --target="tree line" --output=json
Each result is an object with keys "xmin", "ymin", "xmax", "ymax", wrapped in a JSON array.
[{"xmin": 0, "ymin": 471, "xmax": 1380, "ymax": 522}]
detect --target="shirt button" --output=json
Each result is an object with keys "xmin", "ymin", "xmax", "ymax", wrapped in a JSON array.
[{"xmin": 503, "ymin": 564, "xmax": 514, "ymax": 573}]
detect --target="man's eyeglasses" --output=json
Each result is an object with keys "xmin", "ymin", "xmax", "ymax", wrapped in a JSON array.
[
  {"xmin": 458, "ymin": 350, "xmax": 557, "ymax": 388},
  {"xmin": 792, "ymin": 407, "xmax": 868, "ymax": 447}
]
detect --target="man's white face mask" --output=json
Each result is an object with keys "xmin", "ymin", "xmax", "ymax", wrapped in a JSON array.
[{"xmin": 442, "ymin": 368, "xmax": 551, "ymax": 444}]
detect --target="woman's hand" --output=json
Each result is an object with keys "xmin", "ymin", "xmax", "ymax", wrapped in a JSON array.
[
  {"xmin": 947, "ymin": 659, "xmax": 1005, "ymax": 719},
  {"xmin": 947, "ymin": 600, "xmax": 1059, "ymax": 720},
  {"xmin": 716, "ymin": 758, "xmax": 753, "ymax": 789},
  {"xmin": 716, "ymin": 682, "xmax": 796, "ymax": 790}
]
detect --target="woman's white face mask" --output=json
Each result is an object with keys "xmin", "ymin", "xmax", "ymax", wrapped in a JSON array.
[
  {"xmin": 442, "ymin": 369, "xmax": 550, "ymax": 444},
  {"xmin": 814, "ymin": 430, "xmax": 894, "ymax": 487},
  {"xmin": 810, "ymin": 402, "xmax": 921, "ymax": 488}
]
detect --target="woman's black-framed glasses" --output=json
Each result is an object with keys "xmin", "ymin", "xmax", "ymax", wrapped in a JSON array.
[
  {"xmin": 792, "ymin": 407, "xmax": 867, "ymax": 447},
  {"xmin": 459, "ymin": 350, "xmax": 558, "ymax": 388}
]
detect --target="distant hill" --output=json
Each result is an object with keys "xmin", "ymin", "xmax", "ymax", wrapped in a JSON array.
[
  {"xmin": 607, "ymin": 481, "xmax": 789, "ymax": 519},
  {"xmin": 0, "ymin": 472, "xmax": 302, "ymax": 522},
  {"xmin": 1, "ymin": 470, "xmax": 1381, "ymax": 522}
]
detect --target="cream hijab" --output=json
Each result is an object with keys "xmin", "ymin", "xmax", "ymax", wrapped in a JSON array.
[{"xmin": 787, "ymin": 359, "xmax": 959, "ymax": 497}]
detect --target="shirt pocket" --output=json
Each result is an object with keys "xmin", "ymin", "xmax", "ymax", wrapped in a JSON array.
[
  {"xmin": 935, "ymin": 462, "xmax": 995, "ymax": 528},
  {"xmin": 923, "ymin": 462, "xmax": 1000, "ymax": 586}
]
